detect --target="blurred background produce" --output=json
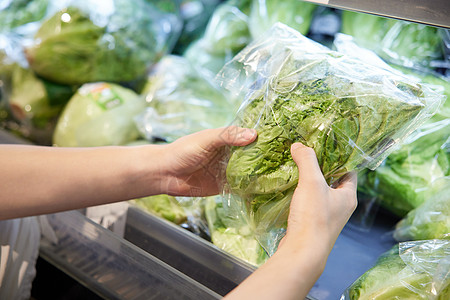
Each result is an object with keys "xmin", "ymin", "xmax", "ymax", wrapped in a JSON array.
[{"xmin": 1, "ymin": 1, "xmax": 449, "ymax": 298}]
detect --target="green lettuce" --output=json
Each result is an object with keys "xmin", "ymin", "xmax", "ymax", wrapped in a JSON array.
[
  {"xmin": 133, "ymin": 194, "xmax": 187, "ymax": 225},
  {"xmin": 205, "ymin": 196, "xmax": 268, "ymax": 266},
  {"xmin": 222, "ymin": 24, "xmax": 442, "ymax": 254},
  {"xmin": 25, "ymin": 1, "xmax": 181, "ymax": 85},
  {"xmin": 340, "ymin": 11, "xmax": 443, "ymax": 70},
  {"xmin": 393, "ymin": 177, "xmax": 450, "ymax": 241},
  {"xmin": 248, "ymin": 0, "xmax": 316, "ymax": 39},
  {"xmin": 53, "ymin": 82, "xmax": 145, "ymax": 147},
  {"xmin": 344, "ymin": 240, "xmax": 450, "ymax": 299},
  {"xmin": 0, "ymin": 0, "xmax": 48, "ymax": 30}
]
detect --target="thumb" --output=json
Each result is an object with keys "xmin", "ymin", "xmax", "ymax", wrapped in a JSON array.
[
  {"xmin": 214, "ymin": 126, "xmax": 258, "ymax": 148},
  {"xmin": 290, "ymin": 143, "xmax": 326, "ymax": 184}
]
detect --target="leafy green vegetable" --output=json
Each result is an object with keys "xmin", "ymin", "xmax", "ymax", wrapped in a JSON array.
[
  {"xmin": 340, "ymin": 11, "xmax": 443, "ymax": 69},
  {"xmin": 0, "ymin": 0, "xmax": 48, "ymax": 30},
  {"xmin": 133, "ymin": 194, "xmax": 187, "ymax": 225},
  {"xmin": 248, "ymin": 0, "xmax": 316, "ymax": 39},
  {"xmin": 53, "ymin": 82, "xmax": 145, "ymax": 147},
  {"xmin": 221, "ymin": 24, "xmax": 442, "ymax": 254},
  {"xmin": 184, "ymin": 0, "xmax": 251, "ymax": 75},
  {"xmin": 205, "ymin": 196, "xmax": 268, "ymax": 266},
  {"xmin": 25, "ymin": 0, "xmax": 181, "ymax": 85},
  {"xmin": 393, "ymin": 177, "xmax": 450, "ymax": 241},
  {"xmin": 361, "ymin": 119, "xmax": 450, "ymax": 217},
  {"xmin": 344, "ymin": 240, "xmax": 450, "ymax": 299},
  {"xmin": 136, "ymin": 55, "xmax": 237, "ymax": 142}
]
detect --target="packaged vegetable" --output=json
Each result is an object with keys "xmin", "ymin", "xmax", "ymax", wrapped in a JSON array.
[
  {"xmin": 25, "ymin": 0, "xmax": 182, "ymax": 85},
  {"xmin": 341, "ymin": 239, "xmax": 450, "ymax": 299},
  {"xmin": 217, "ymin": 23, "xmax": 444, "ymax": 255},
  {"xmin": 53, "ymin": 82, "xmax": 145, "ymax": 147},
  {"xmin": 0, "ymin": 0, "xmax": 48, "ymax": 30},
  {"xmin": 340, "ymin": 10, "xmax": 444, "ymax": 70},
  {"xmin": 135, "ymin": 55, "xmax": 238, "ymax": 142},
  {"xmin": 133, "ymin": 194, "xmax": 187, "ymax": 225},
  {"xmin": 205, "ymin": 196, "xmax": 268, "ymax": 266},
  {"xmin": 184, "ymin": 0, "xmax": 251, "ymax": 75},
  {"xmin": 393, "ymin": 177, "xmax": 450, "ymax": 241},
  {"xmin": 248, "ymin": 0, "xmax": 316, "ymax": 39}
]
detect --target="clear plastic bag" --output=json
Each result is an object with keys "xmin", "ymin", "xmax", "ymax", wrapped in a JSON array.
[
  {"xmin": 217, "ymin": 23, "xmax": 444, "ymax": 255},
  {"xmin": 340, "ymin": 239, "xmax": 450, "ymax": 299},
  {"xmin": 24, "ymin": 0, "xmax": 182, "ymax": 85},
  {"xmin": 135, "ymin": 55, "xmax": 239, "ymax": 142},
  {"xmin": 393, "ymin": 177, "xmax": 450, "ymax": 241}
]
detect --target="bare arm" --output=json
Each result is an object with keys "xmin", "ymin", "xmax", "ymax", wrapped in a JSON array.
[
  {"xmin": 225, "ymin": 143, "xmax": 358, "ymax": 300},
  {"xmin": 0, "ymin": 126, "xmax": 257, "ymax": 220}
]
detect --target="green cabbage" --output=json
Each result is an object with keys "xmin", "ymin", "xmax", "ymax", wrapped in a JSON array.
[
  {"xmin": 25, "ymin": 0, "xmax": 181, "ymax": 85},
  {"xmin": 204, "ymin": 196, "xmax": 268, "ymax": 266},
  {"xmin": 53, "ymin": 82, "xmax": 145, "ymax": 147},
  {"xmin": 344, "ymin": 240, "xmax": 450, "ymax": 299},
  {"xmin": 133, "ymin": 194, "xmax": 187, "ymax": 225}
]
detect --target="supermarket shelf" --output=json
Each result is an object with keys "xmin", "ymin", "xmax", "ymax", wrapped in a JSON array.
[{"xmin": 304, "ymin": 0, "xmax": 450, "ymax": 28}]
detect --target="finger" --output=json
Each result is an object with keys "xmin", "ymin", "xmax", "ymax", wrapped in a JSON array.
[
  {"xmin": 211, "ymin": 126, "xmax": 258, "ymax": 148},
  {"xmin": 290, "ymin": 143, "xmax": 326, "ymax": 184}
]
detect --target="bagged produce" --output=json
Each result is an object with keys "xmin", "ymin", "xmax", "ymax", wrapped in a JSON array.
[
  {"xmin": 135, "ymin": 55, "xmax": 238, "ymax": 142},
  {"xmin": 25, "ymin": 0, "xmax": 182, "ymax": 85},
  {"xmin": 184, "ymin": 0, "xmax": 251, "ymax": 75},
  {"xmin": 205, "ymin": 196, "xmax": 268, "ymax": 266},
  {"xmin": 218, "ymin": 23, "xmax": 444, "ymax": 255},
  {"xmin": 53, "ymin": 82, "xmax": 145, "ymax": 147},
  {"xmin": 340, "ymin": 10, "xmax": 444, "ymax": 70},
  {"xmin": 341, "ymin": 239, "xmax": 450, "ymax": 299},
  {"xmin": 393, "ymin": 177, "xmax": 450, "ymax": 241},
  {"xmin": 0, "ymin": 0, "xmax": 48, "ymax": 30},
  {"xmin": 132, "ymin": 194, "xmax": 188, "ymax": 225},
  {"xmin": 248, "ymin": 0, "xmax": 316, "ymax": 39}
]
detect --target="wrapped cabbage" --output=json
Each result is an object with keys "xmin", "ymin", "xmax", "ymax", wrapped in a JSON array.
[
  {"xmin": 135, "ymin": 55, "xmax": 237, "ymax": 142},
  {"xmin": 218, "ymin": 23, "xmax": 443, "ymax": 255},
  {"xmin": 393, "ymin": 177, "xmax": 450, "ymax": 241},
  {"xmin": 25, "ymin": 0, "xmax": 182, "ymax": 85},
  {"xmin": 205, "ymin": 196, "xmax": 268, "ymax": 266},
  {"xmin": 133, "ymin": 194, "xmax": 187, "ymax": 225},
  {"xmin": 184, "ymin": 0, "xmax": 251, "ymax": 75},
  {"xmin": 340, "ymin": 11, "xmax": 444, "ymax": 70},
  {"xmin": 53, "ymin": 82, "xmax": 145, "ymax": 147},
  {"xmin": 248, "ymin": 0, "xmax": 316, "ymax": 39},
  {"xmin": 341, "ymin": 240, "xmax": 450, "ymax": 299}
]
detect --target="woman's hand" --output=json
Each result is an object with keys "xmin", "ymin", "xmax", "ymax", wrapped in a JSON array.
[{"xmin": 159, "ymin": 126, "xmax": 257, "ymax": 197}]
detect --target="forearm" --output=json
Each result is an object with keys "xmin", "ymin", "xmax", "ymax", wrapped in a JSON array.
[
  {"xmin": 0, "ymin": 144, "xmax": 166, "ymax": 220},
  {"xmin": 225, "ymin": 242, "xmax": 327, "ymax": 300}
]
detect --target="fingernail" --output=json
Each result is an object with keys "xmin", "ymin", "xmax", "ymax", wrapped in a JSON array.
[
  {"xmin": 241, "ymin": 129, "xmax": 256, "ymax": 140},
  {"xmin": 291, "ymin": 142, "xmax": 304, "ymax": 150}
]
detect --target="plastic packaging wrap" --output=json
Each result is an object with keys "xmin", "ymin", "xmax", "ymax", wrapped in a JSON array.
[
  {"xmin": 340, "ymin": 239, "xmax": 450, "ymax": 299},
  {"xmin": 132, "ymin": 194, "xmax": 188, "ymax": 225},
  {"xmin": 183, "ymin": 0, "xmax": 251, "ymax": 75},
  {"xmin": 248, "ymin": 0, "xmax": 317, "ymax": 39},
  {"xmin": 0, "ymin": 0, "xmax": 49, "ymax": 30},
  {"xmin": 24, "ymin": 0, "xmax": 182, "ymax": 85},
  {"xmin": 53, "ymin": 82, "xmax": 145, "ymax": 147},
  {"xmin": 217, "ymin": 23, "xmax": 444, "ymax": 255},
  {"xmin": 340, "ymin": 10, "xmax": 444, "ymax": 71},
  {"xmin": 204, "ymin": 196, "xmax": 268, "ymax": 267},
  {"xmin": 135, "ymin": 55, "xmax": 238, "ymax": 142},
  {"xmin": 393, "ymin": 177, "xmax": 450, "ymax": 241}
]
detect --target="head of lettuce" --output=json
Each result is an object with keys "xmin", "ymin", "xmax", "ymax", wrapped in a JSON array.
[{"xmin": 25, "ymin": 0, "xmax": 181, "ymax": 85}]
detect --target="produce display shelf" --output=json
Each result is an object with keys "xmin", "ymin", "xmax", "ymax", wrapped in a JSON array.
[{"xmin": 304, "ymin": 0, "xmax": 450, "ymax": 28}]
